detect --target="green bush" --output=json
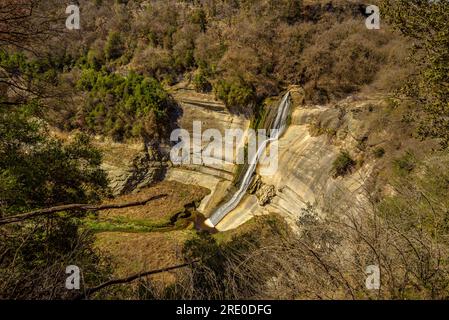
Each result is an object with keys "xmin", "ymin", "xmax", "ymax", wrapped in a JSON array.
[
  {"xmin": 0, "ymin": 106, "xmax": 108, "ymax": 212},
  {"xmin": 373, "ymin": 147, "xmax": 386, "ymax": 158},
  {"xmin": 104, "ymin": 31, "xmax": 125, "ymax": 61},
  {"xmin": 76, "ymin": 68, "xmax": 170, "ymax": 141},
  {"xmin": 214, "ymin": 79, "xmax": 255, "ymax": 111},
  {"xmin": 0, "ymin": 51, "xmax": 60, "ymax": 87},
  {"xmin": 193, "ymin": 69, "xmax": 212, "ymax": 93},
  {"xmin": 87, "ymin": 49, "xmax": 104, "ymax": 70},
  {"xmin": 393, "ymin": 151, "xmax": 416, "ymax": 176},
  {"xmin": 332, "ymin": 150, "xmax": 356, "ymax": 178}
]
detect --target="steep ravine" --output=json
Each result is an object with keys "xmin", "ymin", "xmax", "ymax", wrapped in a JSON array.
[{"xmin": 97, "ymin": 87, "xmax": 378, "ymax": 233}]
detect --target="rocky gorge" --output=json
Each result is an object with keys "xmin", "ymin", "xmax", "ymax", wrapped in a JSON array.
[{"xmin": 98, "ymin": 85, "xmax": 385, "ymax": 233}]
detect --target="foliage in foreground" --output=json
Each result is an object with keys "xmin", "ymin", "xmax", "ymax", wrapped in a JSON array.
[
  {"xmin": 136, "ymin": 152, "xmax": 449, "ymax": 300},
  {"xmin": 0, "ymin": 106, "xmax": 111, "ymax": 299}
]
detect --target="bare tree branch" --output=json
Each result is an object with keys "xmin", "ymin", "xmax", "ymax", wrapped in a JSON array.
[
  {"xmin": 76, "ymin": 260, "xmax": 200, "ymax": 300},
  {"xmin": 0, "ymin": 194, "xmax": 168, "ymax": 226}
]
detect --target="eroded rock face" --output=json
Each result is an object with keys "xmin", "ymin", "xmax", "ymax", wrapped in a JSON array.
[
  {"xmin": 144, "ymin": 86, "xmax": 381, "ymax": 232},
  {"xmin": 257, "ymin": 185, "xmax": 276, "ymax": 206},
  {"xmin": 248, "ymin": 175, "xmax": 276, "ymax": 206},
  {"xmin": 165, "ymin": 89, "xmax": 250, "ymax": 215},
  {"xmin": 120, "ymin": 149, "xmax": 166, "ymax": 195},
  {"xmin": 216, "ymin": 94, "xmax": 380, "ymax": 231},
  {"xmin": 104, "ymin": 143, "xmax": 166, "ymax": 196}
]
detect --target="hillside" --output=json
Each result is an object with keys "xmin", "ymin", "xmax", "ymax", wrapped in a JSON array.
[{"xmin": 0, "ymin": 0, "xmax": 448, "ymax": 300}]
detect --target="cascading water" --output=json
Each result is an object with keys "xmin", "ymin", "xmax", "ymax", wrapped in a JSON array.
[{"xmin": 205, "ymin": 92, "xmax": 292, "ymax": 228}]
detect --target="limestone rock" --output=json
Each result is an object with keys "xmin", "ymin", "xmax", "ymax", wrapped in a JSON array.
[
  {"xmin": 105, "ymin": 144, "xmax": 166, "ymax": 196},
  {"xmin": 165, "ymin": 88, "xmax": 250, "ymax": 216},
  {"xmin": 248, "ymin": 175, "xmax": 276, "ymax": 206},
  {"xmin": 256, "ymin": 184, "xmax": 276, "ymax": 206},
  {"xmin": 217, "ymin": 99, "xmax": 378, "ymax": 231}
]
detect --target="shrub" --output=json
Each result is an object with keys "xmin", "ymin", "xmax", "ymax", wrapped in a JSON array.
[
  {"xmin": 86, "ymin": 48, "xmax": 104, "ymax": 70},
  {"xmin": 381, "ymin": 0, "xmax": 449, "ymax": 147},
  {"xmin": 190, "ymin": 8, "xmax": 207, "ymax": 33},
  {"xmin": 104, "ymin": 31, "xmax": 124, "ymax": 61},
  {"xmin": 373, "ymin": 147, "xmax": 386, "ymax": 158},
  {"xmin": 0, "ymin": 107, "xmax": 108, "ymax": 211},
  {"xmin": 131, "ymin": 46, "xmax": 175, "ymax": 81},
  {"xmin": 393, "ymin": 151, "xmax": 416, "ymax": 176},
  {"xmin": 214, "ymin": 78, "xmax": 255, "ymax": 111},
  {"xmin": 193, "ymin": 69, "xmax": 212, "ymax": 93},
  {"xmin": 332, "ymin": 150, "xmax": 356, "ymax": 177},
  {"xmin": 76, "ymin": 69, "xmax": 171, "ymax": 141}
]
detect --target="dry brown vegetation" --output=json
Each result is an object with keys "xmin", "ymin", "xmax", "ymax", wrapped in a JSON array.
[
  {"xmin": 99, "ymin": 180, "xmax": 209, "ymax": 221},
  {"xmin": 95, "ymin": 231, "xmax": 190, "ymax": 279},
  {"xmin": 25, "ymin": 0, "xmax": 412, "ymax": 120},
  {"xmin": 138, "ymin": 163, "xmax": 449, "ymax": 300}
]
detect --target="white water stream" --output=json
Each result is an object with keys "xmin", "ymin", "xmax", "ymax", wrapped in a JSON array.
[{"xmin": 205, "ymin": 92, "xmax": 292, "ymax": 227}]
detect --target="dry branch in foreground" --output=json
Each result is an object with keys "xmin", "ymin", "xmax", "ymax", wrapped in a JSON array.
[
  {"xmin": 75, "ymin": 259, "xmax": 200, "ymax": 300},
  {"xmin": 0, "ymin": 194, "xmax": 167, "ymax": 226}
]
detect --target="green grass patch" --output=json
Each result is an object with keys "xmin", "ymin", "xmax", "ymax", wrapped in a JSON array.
[{"xmin": 84, "ymin": 213, "xmax": 192, "ymax": 233}]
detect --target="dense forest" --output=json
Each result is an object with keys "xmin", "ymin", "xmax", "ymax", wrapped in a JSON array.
[{"xmin": 1, "ymin": 0, "xmax": 448, "ymax": 300}]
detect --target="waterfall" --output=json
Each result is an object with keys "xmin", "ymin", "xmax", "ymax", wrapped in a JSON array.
[{"xmin": 205, "ymin": 92, "xmax": 292, "ymax": 227}]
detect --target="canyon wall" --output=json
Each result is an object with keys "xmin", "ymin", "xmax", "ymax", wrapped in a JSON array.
[
  {"xmin": 216, "ymin": 92, "xmax": 377, "ymax": 231},
  {"xmin": 164, "ymin": 88, "xmax": 251, "ymax": 216}
]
